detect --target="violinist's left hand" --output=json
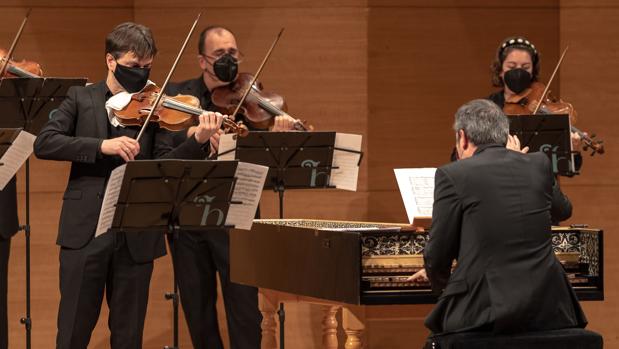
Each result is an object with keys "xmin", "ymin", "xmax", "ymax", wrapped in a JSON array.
[
  {"xmin": 209, "ymin": 129, "xmax": 224, "ymax": 157},
  {"xmin": 571, "ymin": 131, "xmax": 583, "ymax": 150},
  {"xmin": 194, "ymin": 111, "xmax": 223, "ymax": 144},
  {"xmin": 270, "ymin": 115, "xmax": 296, "ymax": 131}
]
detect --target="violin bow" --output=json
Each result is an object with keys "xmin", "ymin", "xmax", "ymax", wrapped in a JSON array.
[
  {"xmin": 136, "ymin": 12, "xmax": 201, "ymax": 142},
  {"xmin": 229, "ymin": 28, "xmax": 285, "ymax": 121},
  {"xmin": 0, "ymin": 9, "xmax": 32, "ymax": 77},
  {"xmin": 532, "ymin": 46, "xmax": 569, "ymax": 115}
]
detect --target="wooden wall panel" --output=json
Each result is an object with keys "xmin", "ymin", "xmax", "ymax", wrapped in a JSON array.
[
  {"xmin": 133, "ymin": 0, "xmax": 367, "ymax": 9},
  {"xmin": 367, "ymin": 6, "xmax": 560, "ymax": 193},
  {"xmin": 0, "ymin": 1, "xmax": 131, "ymax": 8},
  {"xmin": 368, "ymin": 0, "xmax": 558, "ymax": 7},
  {"xmin": 560, "ymin": 5, "xmax": 619, "ymax": 348}
]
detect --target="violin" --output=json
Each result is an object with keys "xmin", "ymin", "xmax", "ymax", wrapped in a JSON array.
[
  {"xmin": 0, "ymin": 10, "xmax": 42, "ymax": 78},
  {"xmin": 0, "ymin": 48, "xmax": 42, "ymax": 78},
  {"xmin": 113, "ymin": 83, "xmax": 248, "ymax": 136},
  {"xmin": 502, "ymin": 48, "xmax": 604, "ymax": 156},
  {"xmin": 211, "ymin": 72, "xmax": 313, "ymax": 131}
]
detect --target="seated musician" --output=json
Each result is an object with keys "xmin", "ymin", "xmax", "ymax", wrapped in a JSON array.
[
  {"xmin": 411, "ymin": 99, "xmax": 587, "ymax": 344},
  {"xmin": 164, "ymin": 26, "xmax": 299, "ymax": 349},
  {"xmin": 489, "ymin": 36, "xmax": 576, "ymax": 224}
]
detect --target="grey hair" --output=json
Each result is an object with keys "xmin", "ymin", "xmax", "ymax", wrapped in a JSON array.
[{"xmin": 453, "ymin": 99, "xmax": 509, "ymax": 146}]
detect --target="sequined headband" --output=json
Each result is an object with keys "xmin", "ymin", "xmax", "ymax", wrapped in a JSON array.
[{"xmin": 499, "ymin": 37, "xmax": 538, "ymax": 59}]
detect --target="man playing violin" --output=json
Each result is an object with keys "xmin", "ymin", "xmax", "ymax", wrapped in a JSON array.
[
  {"xmin": 487, "ymin": 36, "xmax": 579, "ymax": 225},
  {"xmin": 0, "ymin": 179, "xmax": 18, "ymax": 349},
  {"xmin": 164, "ymin": 26, "xmax": 298, "ymax": 349},
  {"xmin": 33, "ymin": 22, "xmax": 222, "ymax": 349}
]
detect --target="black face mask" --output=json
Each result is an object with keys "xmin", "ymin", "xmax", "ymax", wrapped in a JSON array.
[
  {"xmin": 212, "ymin": 54, "xmax": 238, "ymax": 82},
  {"xmin": 114, "ymin": 62, "xmax": 150, "ymax": 93},
  {"xmin": 503, "ymin": 68, "xmax": 532, "ymax": 94}
]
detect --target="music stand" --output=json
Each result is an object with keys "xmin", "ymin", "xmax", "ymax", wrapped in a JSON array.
[
  {"xmin": 0, "ymin": 128, "xmax": 22, "ymax": 166},
  {"xmin": 0, "ymin": 76, "xmax": 86, "ymax": 348},
  {"xmin": 100, "ymin": 159, "xmax": 243, "ymax": 349},
  {"xmin": 219, "ymin": 131, "xmax": 363, "ymax": 349},
  {"xmin": 508, "ymin": 114, "xmax": 575, "ymax": 176},
  {"xmin": 220, "ymin": 131, "xmax": 362, "ymax": 218}
]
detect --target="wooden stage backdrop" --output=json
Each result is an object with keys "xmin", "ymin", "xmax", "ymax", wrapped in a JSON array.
[{"xmin": 1, "ymin": 0, "xmax": 617, "ymax": 348}]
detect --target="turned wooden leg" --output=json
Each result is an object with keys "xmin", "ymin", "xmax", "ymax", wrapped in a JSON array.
[
  {"xmin": 342, "ymin": 306, "xmax": 366, "ymax": 349},
  {"xmin": 259, "ymin": 291, "xmax": 278, "ymax": 349},
  {"xmin": 322, "ymin": 305, "xmax": 340, "ymax": 349}
]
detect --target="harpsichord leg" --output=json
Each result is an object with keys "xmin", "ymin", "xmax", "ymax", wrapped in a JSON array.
[
  {"xmin": 342, "ymin": 305, "xmax": 365, "ymax": 349},
  {"xmin": 322, "ymin": 305, "xmax": 341, "ymax": 349},
  {"xmin": 259, "ymin": 290, "xmax": 278, "ymax": 349}
]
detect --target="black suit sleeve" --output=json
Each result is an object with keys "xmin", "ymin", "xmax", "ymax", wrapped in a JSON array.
[
  {"xmin": 550, "ymin": 177, "xmax": 572, "ymax": 224},
  {"xmin": 152, "ymin": 127, "xmax": 208, "ymax": 160},
  {"xmin": 34, "ymin": 87, "xmax": 102, "ymax": 163},
  {"xmin": 424, "ymin": 168, "xmax": 462, "ymax": 294}
]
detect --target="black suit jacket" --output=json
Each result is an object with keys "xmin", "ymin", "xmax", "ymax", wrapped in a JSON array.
[
  {"xmin": 34, "ymin": 81, "xmax": 209, "ymax": 263},
  {"xmin": 0, "ymin": 176, "xmax": 19, "ymax": 239},
  {"xmin": 424, "ymin": 144, "xmax": 587, "ymax": 335}
]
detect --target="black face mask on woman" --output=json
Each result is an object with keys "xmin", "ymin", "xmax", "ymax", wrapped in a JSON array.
[
  {"xmin": 212, "ymin": 54, "xmax": 238, "ymax": 82},
  {"xmin": 503, "ymin": 68, "xmax": 532, "ymax": 94},
  {"xmin": 114, "ymin": 62, "xmax": 150, "ymax": 93}
]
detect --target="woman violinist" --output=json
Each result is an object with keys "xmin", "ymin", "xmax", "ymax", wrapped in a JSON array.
[
  {"xmin": 489, "ymin": 36, "xmax": 583, "ymax": 153},
  {"xmin": 488, "ymin": 36, "xmax": 575, "ymax": 224}
]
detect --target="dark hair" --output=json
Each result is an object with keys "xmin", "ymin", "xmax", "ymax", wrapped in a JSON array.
[
  {"xmin": 198, "ymin": 25, "xmax": 234, "ymax": 55},
  {"xmin": 490, "ymin": 36, "xmax": 540, "ymax": 87},
  {"xmin": 106, "ymin": 22, "xmax": 157, "ymax": 59}
]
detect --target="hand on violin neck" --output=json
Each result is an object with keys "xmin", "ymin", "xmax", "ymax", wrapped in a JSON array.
[
  {"xmin": 270, "ymin": 114, "xmax": 296, "ymax": 132},
  {"xmin": 193, "ymin": 111, "xmax": 224, "ymax": 144},
  {"xmin": 571, "ymin": 131, "xmax": 583, "ymax": 150},
  {"xmin": 209, "ymin": 129, "xmax": 224, "ymax": 158},
  {"xmin": 100, "ymin": 136, "xmax": 141, "ymax": 162}
]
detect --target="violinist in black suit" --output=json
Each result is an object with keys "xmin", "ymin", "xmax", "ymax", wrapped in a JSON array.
[
  {"xmin": 33, "ymin": 22, "xmax": 223, "ymax": 349},
  {"xmin": 164, "ymin": 26, "xmax": 298, "ymax": 349},
  {"xmin": 411, "ymin": 99, "xmax": 587, "ymax": 343},
  {"xmin": 0, "ymin": 177, "xmax": 19, "ymax": 349}
]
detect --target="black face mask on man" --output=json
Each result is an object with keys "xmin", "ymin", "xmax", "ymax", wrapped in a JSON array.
[
  {"xmin": 212, "ymin": 54, "xmax": 238, "ymax": 82},
  {"xmin": 114, "ymin": 62, "xmax": 150, "ymax": 93},
  {"xmin": 503, "ymin": 68, "xmax": 532, "ymax": 94}
]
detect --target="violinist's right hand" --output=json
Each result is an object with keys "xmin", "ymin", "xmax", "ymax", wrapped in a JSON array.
[
  {"xmin": 100, "ymin": 136, "xmax": 140, "ymax": 162},
  {"xmin": 193, "ymin": 111, "xmax": 224, "ymax": 144}
]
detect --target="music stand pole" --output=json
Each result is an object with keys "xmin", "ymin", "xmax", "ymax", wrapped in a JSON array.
[
  {"xmin": 164, "ymin": 223, "xmax": 180, "ymax": 349},
  {"xmin": 18, "ymin": 159, "xmax": 31, "ymax": 348}
]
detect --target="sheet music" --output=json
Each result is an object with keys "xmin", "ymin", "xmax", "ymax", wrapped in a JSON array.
[
  {"xmin": 394, "ymin": 168, "xmax": 437, "ymax": 224},
  {"xmin": 0, "ymin": 131, "xmax": 35, "ymax": 190},
  {"xmin": 329, "ymin": 133, "xmax": 362, "ymax": 191},
  {"xmin": 95, "ymin": 164, "xmax": 127, "ymax": 237},
  {"xmin": 218, "ymin": 133, "xmax": 237, "ymax": 160},
  {"xmin": 225, "ymin": 162, "xmax": 268, "ymax": 230}
]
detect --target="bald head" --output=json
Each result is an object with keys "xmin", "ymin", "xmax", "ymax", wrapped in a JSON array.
[{"xmin": 198, "ymin": 26, "xmax": 237, "ymax": 56}]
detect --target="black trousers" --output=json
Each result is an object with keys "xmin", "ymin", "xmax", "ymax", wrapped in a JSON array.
[
  {"xmin": 0, "ymin": 237, "xmax": 10, "ymax": 349},
  {"xmin": 56, "ymin": 232, "xmax": 153, "ymax": 349},
  {"xmin": 168, "ymin": 229, "xmax": 262, "ymax": 349}
]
